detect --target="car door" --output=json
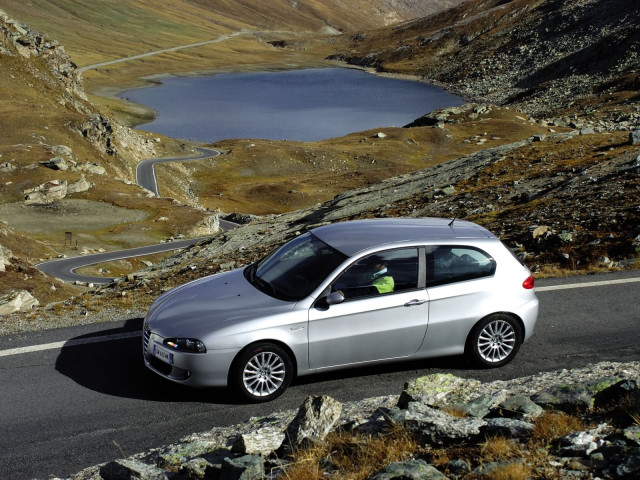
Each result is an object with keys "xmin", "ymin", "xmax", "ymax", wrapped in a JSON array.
[{"xmin": 307, "ymin": 248, "xmax": 429, "ymax": 370}]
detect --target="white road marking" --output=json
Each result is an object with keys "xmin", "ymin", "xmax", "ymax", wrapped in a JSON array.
[
  {"xmin": 1, "ymin": 276, "xmax": 638, "ymax": 358},
  {"xmin": 535, "ymin": 276, "xmax": 640, "ymax": 292},
  {"xmin": 0, "ymin": 331, "xmax": 140, "ymax": 358}
]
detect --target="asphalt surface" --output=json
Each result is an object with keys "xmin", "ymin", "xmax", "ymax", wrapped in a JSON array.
[
  {"xmin": 1, "ymin": 271, "xmax": 639, "ymax": 479},
  {"xmin": 136, "ymin": 147, "xmax": 221, "ymax": 197}
]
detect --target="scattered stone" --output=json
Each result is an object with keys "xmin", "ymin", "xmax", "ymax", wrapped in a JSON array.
[
  {"xmin": 23, "ymin": 180, "xmax": 67, "ymax": 204},
  {"xmin": 0, "ymin": 289, "xmax": 39, "ymax": 315},
  {"xmin": 99, "ymin": 459, "xmax": 167, "ymax": 480},
  {"xmin": 369, "ymin": 459, "xmax": 448, "ymax": 480},
  {"xmin": 0, "ymin": 244, "xmax": 11, "ymax": 272},
  {"xmin": 630, "ymin": 130, "xmax": 640, "ymax": 145},
  {"xmin": 231, "ymin": 427, "xmax": 285, "ymax": 456},
  {"xmin": 40, "ymin": 156, "xmax": 68, "ymax": 170},
  {"xmin": 398, "ymin": 373, "xmax": 481, "ymax": 408}
]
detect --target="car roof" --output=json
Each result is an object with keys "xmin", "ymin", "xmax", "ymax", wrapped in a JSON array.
[{"xmin": 311, "ymin": 218, "xmax": 496, "ymax": 256}]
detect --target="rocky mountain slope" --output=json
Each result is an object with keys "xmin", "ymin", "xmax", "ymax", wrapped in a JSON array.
[{"xmin": 323, "ymin": 0, "xmax": 639, "ymax": 124}]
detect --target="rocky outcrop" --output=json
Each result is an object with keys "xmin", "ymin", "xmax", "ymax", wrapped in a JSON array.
[
  {"xmin": 24, "ymin": 180, "xmax": 68, "ymax": 205},
  {"xmin": 0, "ymin": 8, "xmax": 86, "ymax": 104},
  {"xmin": 59, "ymin": 362, "xmax": 640, "ymax": 480},
  {"xmin": 330, "ymin": 0, "xmax": 640, "ymax": 125},
  {"xmin": 0, "ymin": 289, "xmax": 39, "ymax": 315},
  {"xmin": 0, "ymin": 244, "xmax": 11, "ymax": 272},
  {"xmin": 23, "ymin": 177, "xmax": 92, "ymax": 204}
]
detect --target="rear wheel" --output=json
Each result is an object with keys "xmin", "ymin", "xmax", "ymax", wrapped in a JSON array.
[
  {"xmin": 466, "ymin": 314, "xmax": 522, "ymax": 367},
  {"xmin": 230, "ymin": 343, "xmax": 293, "ymax": 403}
]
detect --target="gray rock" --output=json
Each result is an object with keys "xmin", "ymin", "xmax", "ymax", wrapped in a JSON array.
[
  {"xmin": 178, "ymin": 457, "xmax": 213, "ymax": 480},
  {"xmin": 630, "ymin": 130, "xmax": 640, "ymax": 145},
  {"xmin": 398, "ymin": 373, "xmax": 481, "ymax": 409},
  {"xmin": 616, "ymin": 451, "xmax": 640, "ymax": 478},
  {"xmin": 0, "ymin": 290, "xmax": 39, "ymax": 315},
  {"xmin": 495, "ymin": 394, "xmax": 543, "ymax": 419},
  {"xmin": 68, "ymin": 175, "xmax": 91, "ymax": 194},
  {"xmin": 368, "ymin": 459, "xmax": 448, "ymax": 480},
  {"xmin": 50, "ymin": 144, "xmax": 73, "ymax": 157},
  {"xmin": 390, "ymin": 402, "xmax": 486, "ymax": 445},
  {"xmin": 231, "ymin": 426, "xmax": 285, "ymax": 456},
  {"xmin": 483, "ymin": 418, "xmax": 535, "ymax": 439},
  {"xmin": 457, "ymin": 391, "xmax": 508, "ymax": 418},
  {"xmin": 531, "ymin": 377, "xmax": 620, "ymax": 413},
  {"xmin": 0, "ymin": 244, "xmax": 11, "ymax": 272},
  {"xmin": 23, "ymin": 179, "xmax": 67, "ymax": 205},
  {"xmin": 99, "ymin": 459, "xmax": 168, "ymax": 480},
  {"xmin": 623, "ymin": 426, "xmax": 640, "ymax": 446},
  {"xmin": 281, "ymin": 395, "xmax": 342, "ymax": 452},
  {"xmin": 220, "ymin": 455, "xmax": 263, "ymax": 480},
  {"xmin": 40, "ymin": 157, "xmax": 68, "ymax": 171}
]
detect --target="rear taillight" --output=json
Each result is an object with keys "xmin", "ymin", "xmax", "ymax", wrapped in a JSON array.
[{"xmin": 522, "ymin": 275, "xmax": 535, "ymax": 290}]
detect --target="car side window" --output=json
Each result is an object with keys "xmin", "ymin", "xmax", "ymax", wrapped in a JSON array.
[
  {"xmin": 426, "ymin": 246, "xmax": 496, "ymax": 287},
  {"xmin": 331, "ymin": 248, "xmax": 419, "ymax": 301}
]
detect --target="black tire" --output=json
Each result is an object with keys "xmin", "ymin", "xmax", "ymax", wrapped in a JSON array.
[
  {"xmin": 466, "ymin": 314, "xmax": 523, "ymax": 368},
  {"xmin": 230, "ymin": 343, "xmax": 293, "ymax": 403}
]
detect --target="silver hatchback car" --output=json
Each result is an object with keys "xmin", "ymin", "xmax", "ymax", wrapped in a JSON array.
[{"xmin": 143, "ymin": 218, "xmax": 538, "ymax": 402}]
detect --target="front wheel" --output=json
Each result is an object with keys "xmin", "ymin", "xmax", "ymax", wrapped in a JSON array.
[
  {"xmin": 230, "ymin": 343, "xmax": 293, "ymax": 403},
  {"xmin": 466, "ymin": 314, "xmax": 522, "ymax": 368}
]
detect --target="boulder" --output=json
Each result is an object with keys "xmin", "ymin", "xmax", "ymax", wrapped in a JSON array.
[
  {"xmin": 49, "ymin": 144, "xmax": 73, "ymax": 157},
  {"xmin": 67, "ymin": 175, "xmax": 91, "ymax": 194},
  {"xmin": 389, "ymin": 402, "xmax": 486, "ymax": 445},
  {"xmin": 100, "ymin": 458, "xmax": 168, "ymax": 480},
  {"xmin": 188, "ymin": 214, "xmax": 221, "ymax": 237},
  {"xmin": 231, "ymin": 427, "xmax": 285, "ymax": 456},
  {"xmin": 0, "ymin": 290, "xmax": 39, "ymax": 315},
  {"xmin": 369, "ymin": 459, "xmax": 448, "ymax": 480},
  {"xmin": 24, "ymin": 180, "xmax": 67, "ymax": 205},
  {"xmin": 398, "ymin": 373, "xmax": 481, "ymax": 409},
  {"xmin": 39, "ymin": 157, "xmax": 68, "ymax": 171},
  {"xmin": 630, "ymin": 130, "xmax": 640, "ymax": 145},
  {"xmin": 0, "ymin": 244, "xmax": 11, "ymax": 272},
  {"xmin": 220, "ymin": 455, "xmax": 263, "ymax": 480},
  {"xmin": 281, "ymin": 395, "xmax": 342, "ymax": 452}
]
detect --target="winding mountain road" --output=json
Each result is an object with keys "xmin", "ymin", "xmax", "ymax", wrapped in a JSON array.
[
  {"xmin": 1, "ymin": 271, "xmax": 639, "ymax": 479},
  {"xmin": 37, "ymin": 147, "xmax": 231, "ymax": 284}
]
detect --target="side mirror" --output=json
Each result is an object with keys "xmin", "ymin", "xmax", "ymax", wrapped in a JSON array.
[{"xmin": 325, "ymin": 291, "xmax": 345, "ymax": 306}]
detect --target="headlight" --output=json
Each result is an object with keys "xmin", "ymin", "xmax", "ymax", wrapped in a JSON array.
[{"xmin": 164, "ymin": 338, "xmax": 207, "ymax": 353}]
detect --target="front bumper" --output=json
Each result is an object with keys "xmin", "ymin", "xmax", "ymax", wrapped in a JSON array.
[{"xmin": 142, "ymin": 327, "xmax": 238, "ymax": 387}]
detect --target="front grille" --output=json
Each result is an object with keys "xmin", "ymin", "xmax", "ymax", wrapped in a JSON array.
[
  {"xmin": 149, "ymin": 355, "xmax": 173, "ymax": 376},
  {"xmin": 142, "ymin": 325, "xmax": 151, "ymax": 356}
]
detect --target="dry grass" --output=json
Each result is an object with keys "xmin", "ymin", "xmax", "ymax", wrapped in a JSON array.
[
  {"xmin": 279, "ymin": 424, "xmax": 419, "ymax": 480},
  {"xmin": 276, "ymin": 410, "xmax": 597, "ymax": 480},
  {"xmin": 530, "ymin": 411, "xmax": 587, "ymax": 446}
]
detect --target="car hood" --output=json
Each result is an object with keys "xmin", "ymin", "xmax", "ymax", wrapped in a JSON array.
[{"xmin": 146, "ymin": 267, "xmax": 295, "ymax": 339}]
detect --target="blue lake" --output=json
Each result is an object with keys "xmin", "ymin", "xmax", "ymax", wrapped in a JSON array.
[{"xmin": 120, "ymin": 68, "xmax": 464, "ymax": 142}]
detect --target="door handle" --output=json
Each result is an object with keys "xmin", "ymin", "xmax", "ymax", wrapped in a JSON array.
[{"xmin": 405, "ymin": 299, "xmax": 428, "ymax": 307}]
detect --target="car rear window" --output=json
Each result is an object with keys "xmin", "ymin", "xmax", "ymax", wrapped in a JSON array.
[{"xmin": 425, "ymin": 246, "xmax": 496, "ymax": 287}]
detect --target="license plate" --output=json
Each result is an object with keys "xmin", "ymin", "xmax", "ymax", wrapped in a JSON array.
[{"xmin": 153, "ymin": 344, "xmax": 174, "ymax": 365}]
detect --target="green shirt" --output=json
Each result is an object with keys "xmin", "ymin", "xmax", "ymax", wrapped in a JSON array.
[{"xmin": 373, "ymin": 275, "xmax": 394, "ymax": 294}]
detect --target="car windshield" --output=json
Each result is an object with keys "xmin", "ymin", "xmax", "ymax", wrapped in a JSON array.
[{"xmin": 246, "ymin": 232, "xmax": 348, "ymax": 301}]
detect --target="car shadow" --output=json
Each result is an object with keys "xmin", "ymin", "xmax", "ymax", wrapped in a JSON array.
[{"xmin": 54, "ymin": 318, "xmax": 233, "ymax": 404}]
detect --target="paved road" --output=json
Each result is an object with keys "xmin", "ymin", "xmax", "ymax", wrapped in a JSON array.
[
  {"xmin": 36, "ymin": 147, "xmax": 230, "ymax": 284},
  {"xmin": 0, "ymin": 271, "xmax": 638, "ymax": 479},
  {"xmin": 136, "ymin": 147, "xmax": 221, "ymax": 197},
  {"xmin": 77, "ymin": 33, "xmax": 243, "ymax": 73},
  {"xmin": 35, "ymin": 238, "xmax": 208, "ymax": 285}
]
